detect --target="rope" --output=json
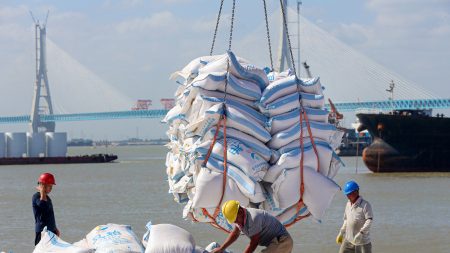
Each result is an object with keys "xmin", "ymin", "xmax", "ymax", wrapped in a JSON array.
[
  {"xmin": 298, "ymin": 106, "xmax": 305, "ymax": 203},
  {"xmin": 279, "ymin": 0, "xmax": 297, "ymax": 77},
  {"xmin": 202, "ymin": 115, "xmax": 224, "ymax": 167},
  {"xmin": 210, "ymin": 0, "xmax": 225, "ymax": 56},
  {"xmin": 263, "ymin": 0, "xmax": 274, "ymax": 70},
  {"xmin": 302, "ymin": 109, "xmax": 321, "ymax": 172},
  {"xmin": 228, "ymin": 0, "xmax": 236, "ymax": 51},
  {"xmin": 213, "ymin": 113, "xmax": 228, "ymax": 217}
]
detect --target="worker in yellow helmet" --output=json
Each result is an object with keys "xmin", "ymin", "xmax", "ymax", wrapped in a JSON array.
[{"xmin": 212, "ymin": 200, "xmax": 293, "ymax": 253}]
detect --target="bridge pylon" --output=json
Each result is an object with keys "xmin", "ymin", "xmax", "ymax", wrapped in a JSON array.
[{"xmin": 29, "ymin": 12, "xmax": 55, "ymax": 133}]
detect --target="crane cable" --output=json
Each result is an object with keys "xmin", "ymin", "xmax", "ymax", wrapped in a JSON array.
[
  {"xmin": 263, "ymin": 0, "xmax": 274, "ymax": 71},
  {"xmin": 210, "ymin": 0, "xmax": 236, "ymax": 55},
  {"xmin": 210, "ymin": 0, "xmax": 225, "ymax": 56},
  {"xmin": 279, "ymin": 0, "xmax": 297, "ymax": 77}
]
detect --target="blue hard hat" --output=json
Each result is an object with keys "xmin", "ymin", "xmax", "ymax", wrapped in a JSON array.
[{"xmin": 343, "ymin": 180, "xmax": 359, "ymax": 195}]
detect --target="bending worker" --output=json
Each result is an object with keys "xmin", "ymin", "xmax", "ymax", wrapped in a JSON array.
[
  {"xmin": 336, "ymin": 180, "xmax": 373, "ymax": 253},
  {"xmin": 33, "ymin": 172, "xmax": 59, "ymax": 245},
  {"xmin": 212, "ymin": 200, "xmax": 293, "ymax": 253}
]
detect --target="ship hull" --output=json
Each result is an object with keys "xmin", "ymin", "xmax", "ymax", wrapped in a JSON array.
[
  {"xmin": 0, "ymin": 154, "xmax": 117, "ymax": 165},
  {"xmin": 357, "ymin": 113, "xmax": 450, "ymax": 172}
]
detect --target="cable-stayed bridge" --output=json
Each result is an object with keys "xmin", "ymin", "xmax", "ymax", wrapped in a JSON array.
[
  {"xmin": 1, "ymin": 98, "xmax": 449, "ymax": 124},
  {"xmin": 3, "ymin": 7, "xmax": 449, "ymax": 128}
]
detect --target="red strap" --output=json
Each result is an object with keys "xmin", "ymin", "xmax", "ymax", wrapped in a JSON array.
[
  {"xmin": 302, "ymin": 109, "xmax": 320, "ymax": 172},
  {"xmin": 199, "ymin": 106, "xmax": 230, "ymax": 232},
  {"xmin": 202, "ymin": 114, "xmax": 225, "ymax": 167},
  {"xmin": 298, "ymin": 109, "xmax": 305, "ymax": 205},
  {"xmin": 213, "ymin": 114, "xmax": 228, "ymax": 218},
  {"xmin": 201, "ymin": 208, "xmax": 231, "ymax": 233}
]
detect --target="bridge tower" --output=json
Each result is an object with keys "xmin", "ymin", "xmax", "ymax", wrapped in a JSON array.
[
  {"xmin": 276, "ymin": 0, "xmax": 292, "ymax": 72},
  {"xmin": 29, "ymin": 13, "xmax": 55, "ymax": 133},
  {"xmin": 277, "ymin": 0, "xmax": 302, "ymax": 74}
]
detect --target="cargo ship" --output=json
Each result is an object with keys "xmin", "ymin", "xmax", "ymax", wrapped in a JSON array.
[
  {"xmin": 356, "ymin": 109, "xmax": 450, "ymax": 172},
  {"xmin": 0, "ymin": 154, "xmax": 118, "ymax": 165},
  {"xmin": 336, "ymin": 128, "xmax": 372, "ymax": 157},
  {"xmin": 68, "ymin": 138, "xmax": 94, "ymax": 147}
]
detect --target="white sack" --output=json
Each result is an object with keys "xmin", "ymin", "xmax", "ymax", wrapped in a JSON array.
[
  {"xmin": 203, "ymin": 127, "xmax": 271, "ymax": 161},
  {"xmin": 197, "ymin": 96, "xmax": 267, "ymax": 127},
  {"xmin": 33, "ymin": 227, "xmax": 93, "ymax": 253},
  {"xmin": 162, "ymin": 104, "xmax": 186, "ymax": 125},
  {"xmin": 199, "ymin": 89, "xmax": 259, "ymax": 109},
  {"xmin": 204, "ymin": 242, "xmax": 233, "ymax": 253},
  {"xmin": 199, "ymin": 51, "xmax": 268, "ymax": 91},
  {"xmin": 191, "ymin": 72, "xmax": 261, "ymax": 101},
  {"xmin": 259, "ymin": 93, "xmax": 300, "ymax": 117},
  {"xmin": 192, "ymin": 167, "xmax": 249, "ymax": 208},
  {"xmin": 185, "ymin": 103, "xmax": 271, "ymax": 143},
  {"xmin": 299, "ymin": 77, "xmax": 323, "ymax": 95},
  {"xmin": 270, "ymin": 167, "xmax": 340, "ymax": 220},
  {"xmin": 185, "ymin": 103, "xmax": 224, "ymax": 138},
  {"xmin": 85, "ymin": 224, "xmax": 144, "ymax": 253},
  {"xmin": 328, "ymin": 152, "xmax": 345, "ymax": 179},
  {"xmin": 205, "ymin": 158, "xmax": 261, "ymax": 200},
  {"xmin": 300, "ymin": 92, "xmax": 325, "ymax": 108},
  {"xmin": 260, "ymin": 75, "xmax": 298, "ymax": 106},
  {"xmin": 276, "ymin": 203, "xmax": 310, "ymax": 226},
  {"xmin": 195, "ymin": 138, "xmax": 268, "ymax": 181},
  {"xmin": 268, "ymin": 121, "xmax": 337, "ymax": 149},
  {"xmin": 265, "ymin": 140, "xmax": 334, "ymax": 182},
  {"xmin": 267, "ymin": 69, "xmax": 293, "ymax": 82},
  {"xmin": 170, "ymin": 55, "xmax": 223, "ymax": 81},
  {"xmin": 267, "ymin": 108, "xmax": 329, "ymax": 135},
  {"xmin": 144, "ymin": 223, "xmax": 195, "ymax": 253}
]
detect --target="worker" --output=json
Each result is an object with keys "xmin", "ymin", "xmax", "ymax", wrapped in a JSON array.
[
  {"xmin": 336, "ymin": 180, "xmax": 373, "ymax": 253},
  {"xmin": 212, "ymin": 200, "xmax": 293, "ymax": 253},
  {"xmin": 33, "ymin": 172, "xmax": 59, "ymax": 245}
]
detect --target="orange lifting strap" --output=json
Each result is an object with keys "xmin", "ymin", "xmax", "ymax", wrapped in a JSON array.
[{"xmin": 200, "ymin": 106, "xmax": 231, "ymax": 233}]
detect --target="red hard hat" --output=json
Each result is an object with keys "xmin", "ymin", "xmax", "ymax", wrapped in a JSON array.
[{"xmin": 38, "ymin": 173, "xmax": 56, "ymax": 185}]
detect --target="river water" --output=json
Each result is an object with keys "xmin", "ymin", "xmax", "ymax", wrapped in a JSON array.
[{"xmin": 0, "ymin": 146, "xmax": 449, "ymax": 252}]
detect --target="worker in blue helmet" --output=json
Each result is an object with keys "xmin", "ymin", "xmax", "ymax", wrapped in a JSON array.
[{"xmin": 336, "ymin": 180, "xmax": 373, "ymax": 253}]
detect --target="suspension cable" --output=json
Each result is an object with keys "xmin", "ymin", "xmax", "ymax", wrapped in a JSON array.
[
  {"xmin": 263, "ymin": 0, "xmax": 274, "ymax": 70},
  {"xmin": 210, "ymin": 0, "xmax": 225, "ymax": 56},
  {"xmin": 279, "ymin": 0, "xmax": 297, "ymax": 77},
  {"xmin": 228, "ymin": 0, "xmax": 236, "ymax": 51}
]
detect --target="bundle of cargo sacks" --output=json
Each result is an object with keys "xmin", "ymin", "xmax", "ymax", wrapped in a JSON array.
[
  {"xmin": 32, "ymin": 222, "xmax": 231, "ymax": 253},
  {"xmin": 165, "ymin": 51, "xmax": 345, "ymax": 231}
]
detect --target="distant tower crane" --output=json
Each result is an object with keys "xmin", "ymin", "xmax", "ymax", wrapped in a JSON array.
[
  {"xmin": 132, "ymin": 99, "xmax": 152, "ymax": 110},
  {"xmin": 386, "ymin": 80, "xmax": 395, "ymax": 100},
  {"xmin": 160, "ymin": 99, "xmax": 175, "ymax": 110},
  {"xmin": 29, "ymin": 11, "xmax": 55, "ymax": 133},
  {"xmin": 303, "ymin": 61, "xmax": 312, "ymax": 78}
]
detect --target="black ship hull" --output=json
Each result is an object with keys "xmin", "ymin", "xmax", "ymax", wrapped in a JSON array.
[
  {"xmin": 0, "ymin": 154, "xmax": 118, "ymax": 165},
  {"xmin": 356, "ymin": 113, "xmax": 450, "ymax": 172}
]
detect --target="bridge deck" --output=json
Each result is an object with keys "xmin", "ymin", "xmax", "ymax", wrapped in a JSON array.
[{"xmin": 1, "ymin": 99, "xmax": 449, "ymax": 124}]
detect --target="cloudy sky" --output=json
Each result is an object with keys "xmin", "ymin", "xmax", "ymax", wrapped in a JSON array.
[{"xmin": 0, "ymin": 0, "xmax": 449, "ymax": 139}]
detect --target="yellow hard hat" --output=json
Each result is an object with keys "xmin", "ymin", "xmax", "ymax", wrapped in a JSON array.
[{"xmin": 222, "ymin": 200, "xmax": 240, "ymax": 224}]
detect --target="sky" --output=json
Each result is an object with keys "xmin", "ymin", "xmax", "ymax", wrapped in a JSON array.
[{"xmin": 0, "ymin": 0, "xmax": 449, "ymax": 139}]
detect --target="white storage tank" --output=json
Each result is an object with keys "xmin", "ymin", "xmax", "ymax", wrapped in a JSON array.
[
  {"xmin": 0, "ymin": 133, "xmax": 5, "ymax": 158},
  {"xmin": 6, "ymin": 132, "xmax": 27, "ymax": 158},
  {"xmin": 27, "ymin": 132, "xmax": 46, "ymax": 157},
  {"xmin": 46, "ymin": 132, "xmax": 67, "ymax": 157}
]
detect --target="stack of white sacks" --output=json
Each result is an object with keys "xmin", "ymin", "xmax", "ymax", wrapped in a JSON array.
[
  {"xmin": 32, "ymin": 223, "xmax": 227, "ymax": 253},
  {"xmin": 165, "ymin": 51, "xmax": 344, "ymax": 231}
]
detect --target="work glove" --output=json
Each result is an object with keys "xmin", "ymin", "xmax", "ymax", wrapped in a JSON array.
[
  {"xmin": 336, "ymin": 232, "xmax": 344, "ymax": 244},
  {"xmin": 352, "ymin": 232, "xmax": 363, "ymax": 245}
]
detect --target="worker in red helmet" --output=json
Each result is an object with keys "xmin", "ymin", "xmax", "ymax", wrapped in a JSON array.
[{"xmin": 33, "ymin": 172, "xmax": 59, "ymax": 245}]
